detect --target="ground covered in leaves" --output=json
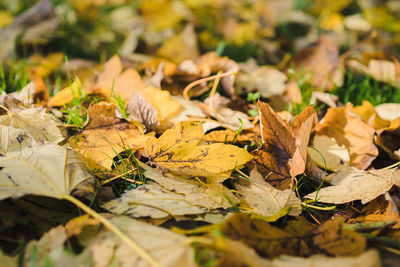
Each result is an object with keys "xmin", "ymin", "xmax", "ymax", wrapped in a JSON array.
[{"xmin": 1, "ymin": 0, "xmax": 400, "ymax": 266}]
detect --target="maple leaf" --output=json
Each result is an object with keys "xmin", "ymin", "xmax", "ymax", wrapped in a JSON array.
[
  {"xmin": 252, "ymin": 101, "xmax": 317, "ymax": 190},
  {"xmin": 144, "ymin": 121, "xmax": 252, "ymax": 177}
]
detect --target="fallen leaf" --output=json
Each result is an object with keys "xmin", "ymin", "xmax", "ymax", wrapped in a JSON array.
[
  {"xmin": 0, "ymin": 105, "xmax": 65, "ymax": 144},
  {"xmin": 305, "ymin": 168, "xmax": 399, "ymax": 204},
  {"xmin": 75, "ymin": 215, "xmax": 197, "ymax": 267},
  {"xmin": 308, "ymin": 217, "xmax": 366, "ymax": 256},
  {"xmin": 315, "ymin": 103, "xmax": 378, "ymax": 169},
  {"xmin": 309, "ymin": 135, "xmax": 350, "ymax": 172},
  {"xmin": 253, "ymin": 101, "xmax": 317, "ymax": 189},
  {"xmin": 236, "ymin": 59, "xmax": 287, "ymax": 98},
  {"xmin": 0, "ymin": 128, "xmax": 95, "ymax": 200},
  {"xmin": 141, "ymin": 163, "xmax": 238, "ymax": 209},
  {"xmin": 144, "ymin": 121, "xmax": 252, "ymax": 177},
  {"xmin": 289, "ymin": 36, "xmax": 343, "ymax": 90},
  {"xmin": 157, "ymin": 24, "xmax": 199, "ymax": 64},
  {"xmin": 47, "ymin": 79, "xmax": 84, "ymax": 108},
  {"xmin": 235, "ymin": 168, "xmax": 301, "ymax": 218},
  {"xmin": 218, "ymin": 213, "xmax": 366, "ymax": 258},
  {"xmin": 218, "ymin": 213, "xmax": 310, "ymax": 258},
  {"xmin": 127, "ymin": 93, "xmax": 159, "ymax": 132},
  {"xmin": 96, "ymin": 54, "xmax": 123, "ymax": 90},
  {"xmin": 29, "ymin": 52, "xmax": 64, "ymax": 78},
  {"xmin": 141, "ymin": 86, "xmax": 182, "ymax": 122},
  {"xmin": 102, "ymin": 182, "xmax": 208, "ymax": 218},
  {"xmin": 12, "ymin": 77, "xmax": 49, "ymax": 105},
  {"xmin": 375, "ymin": 118, "xmax": 400, "ymax": 160},
  {"xmin": 69, "ymin": 102, "xmax": 146, "ymax": 170}
]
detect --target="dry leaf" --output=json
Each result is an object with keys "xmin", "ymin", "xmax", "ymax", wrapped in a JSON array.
[
  {"xmin": 141, "ymin": 163, "xmax": 238, "ymax": 209},
  {"xmin": 0, "ymin": 105, "xmax": 65, "ymax": 144},
  {"xmin": 309, "ymin": 135, "xmax": 350, "ymax": 172},
  {"xmin": 69, "ymin": 102, "xmax": 146, "ymax": 170},
  {"xmin": 289, "ymin": 36, "xmax": 342, "ymax": 90},
  {"xmin": 96, "ymin": 54, "xmax": 123, "ymax": 89},
  {"xmin": 144, "ymin": 121, "xmax": 252, "ymax": 177},
  {"xmin": 140, "ymin": 86, "xmax": 182, "ymax": 122},
  {"xmin": 218, "ymin": 214, "xmax": 366, "ymax": 258},
  {"xmin": 47, "ymin": 79, "xmax": 84, "ymax": 108},
  {"xmin": 127, "ymin": 93, "xmax": 159, "ymax": 131},
  {"xmin": 0, "ymin": 128, "xmax": 95, "ymax": 200},
  {"xmin": 315, "ymin": 103, "xmax": 378, "ymax": 169},
  {"xmin": 236, "ymin": 59, "xmax": 287, "ymax": 98},
  {"xmin": 235, "ymin": 168, "xmax": 301, "ymax": 218},
  {"xmin": 29, "ymin": 52, "xmax": 64, "ymax": 78},
  {"xmin": 102, "ymin": 182, "xmax": 208, "ymax": 218},
  {"xmin": 305, "ymin": 168, "xmax": 399, "ymax": 204},
  {"xmin": 253, "ymin": 101, "xmax": 317, "ymax": 189},
  {"xmin": 157, "ymin": 24, "xmax": 199, "ymax": 64},
  {"xmin": 375, "ymin": 118, "xmax": 400, "ymax": 160}
]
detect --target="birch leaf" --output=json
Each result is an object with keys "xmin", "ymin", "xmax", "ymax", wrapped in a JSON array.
[
  {"xmin": 145, "ymin": 121, "xmax": 252, "ymax": 176},
  {"xmin": 305, "ymin": 168, "xmax": 399, "ymax": 204}
]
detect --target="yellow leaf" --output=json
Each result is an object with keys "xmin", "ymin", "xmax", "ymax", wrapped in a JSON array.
[
  {"xmin": 145, "ymin": 121, "xmax": 252, "ymax": 177},
  {"xmin": 29, "ymin": 53, "xmax": 64, "ymax": 78},
  {"xmin": 47, "ymin": 79, "xmax": 84, "ymax": 107},
  {"xmin": 69, "ymin": 102, "xmax": 145, "ymax": 171},
  {"xmin": 141, "ymin": 86, "xmax": 182, "ymax": 122}
]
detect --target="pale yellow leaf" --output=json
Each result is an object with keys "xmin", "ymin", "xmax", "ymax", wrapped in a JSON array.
[
  {"xmin": 102, "ymin": 182, "xmax": 208, "ymax": 218},
  {"xmin": 236, "ymin": 168, "xmax": 301, "ymax": 217},
  {"xmin": 309, "ymin": 135, "xmax": 350, "ymax": 172},
  {"xmin": 305, "ymin": 168, "xmax": 398, "ymax": 204},
  {"xmin": 0, "ymin": 106, "xmax": 65, "ymax": 144},
  {"xmin": 0, "ymin": 129, "xmax": 94, "ymax": 200}
]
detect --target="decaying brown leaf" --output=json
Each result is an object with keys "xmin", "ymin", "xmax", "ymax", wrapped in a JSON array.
[
  {"xmin": 253, "ymin": 101, "xmax": 317, "ymax": 189},
  {"xmin": 217, "ymin": 213, "xmax": 366, "ymax": 258}
]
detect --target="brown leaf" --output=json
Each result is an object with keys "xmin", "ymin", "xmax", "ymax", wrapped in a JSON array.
[
  {"xmin": 308, "ymin": 217, "xmax": 366, "ymax": 256},
  {"xmin": 289, "ymin": 36, "xmax": 342, "ymax": 90},
  {"xmin": 127, "ymin": 93, "xmax": 159, "ymax": 132},
  {"xmin": 253, "ymin": 101, "xmax": 317, "ymax": 189},
  {"xmin": 315, "ymin": 103, "xmax": 378, "ymax": 169}
]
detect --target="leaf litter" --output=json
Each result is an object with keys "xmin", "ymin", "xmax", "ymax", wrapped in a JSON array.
[{"xmin": 2, "ymin": 1, "xmax": 400, "ymax": 266}]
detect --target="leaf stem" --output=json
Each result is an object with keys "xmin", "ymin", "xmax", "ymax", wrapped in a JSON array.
[
  {"xmin": 62, "ymin": 194, "xmax": 162, "ymax": 267},
  {"xmin": 183, "ymin": 71, "xmax": 237, "ymax": 101}
]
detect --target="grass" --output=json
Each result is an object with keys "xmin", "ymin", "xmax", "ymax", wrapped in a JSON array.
[{"xmin": 333, "ymin": 71, "xmax": 400, "ymax": 106}]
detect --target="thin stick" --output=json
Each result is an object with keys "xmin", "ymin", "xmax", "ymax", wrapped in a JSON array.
[
  {"xmin": 183, "ymin": 71, "xmax": 237, "ymax": 101},
  {"xmin": 208, "ymin": 71, "xmax": 222, "ymax": 112},
  {"xmin": 101, "ymin": 169, "xmax": 140, "ymax": 185},
  {"xmin": 62, "ymin": 194, "xmax": 162, "ymax": 267}
]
